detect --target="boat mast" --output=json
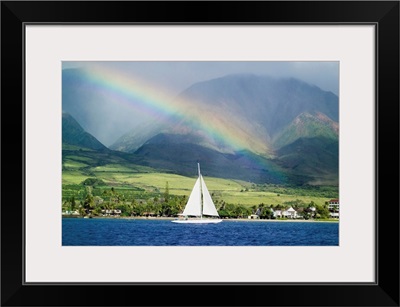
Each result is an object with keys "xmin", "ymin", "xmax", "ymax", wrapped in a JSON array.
[{"xmin": 198, "ymin": 163, "xmax": 203, "ymax": 219}]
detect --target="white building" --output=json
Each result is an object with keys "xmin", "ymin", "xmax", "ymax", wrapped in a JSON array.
[
  {"xmin": 272, "ymin": 209, "xmax": 282, "ymax": 218},
  {"xmin": 248, "ymin": 214, "xmax": 260, "ymax": 219},
  {"xmin": 328, "ymin": 199, "xmax": 339, "ymax": 209},
  {"xmin": 328, "ymin": 199, "xmax": 339, "ymax": 218},
  {"xmin": 272, "ymin": 206, "xmax": 297, "ymax": 219},
  {"xmin": 283, "ymin": 206, "xmax": 297, "ymax": 219},
  {"xmin": 102, "ymin": 209, "xmax": 122, "ymax": 216}
]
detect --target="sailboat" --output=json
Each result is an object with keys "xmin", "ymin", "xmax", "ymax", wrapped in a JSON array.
[{"xmin": 172, "ymin": 163, "xmax": 222, "ymax": 224}]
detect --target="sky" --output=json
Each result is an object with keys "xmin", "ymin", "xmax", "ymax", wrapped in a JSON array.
[
  {"xmin": 62, "ymin": 61, "xmax": 339, "ymax": 146},
  {"xmin": 62, "ymin": 61, "xmax": 339, "ymax": 96}
]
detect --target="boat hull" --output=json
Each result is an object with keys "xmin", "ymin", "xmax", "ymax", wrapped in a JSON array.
[{"xmin": 171, "ymin": 219, "xmax": 222, "ymax": 224}]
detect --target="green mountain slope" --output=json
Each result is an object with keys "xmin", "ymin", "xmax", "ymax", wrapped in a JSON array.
[
  {"xmin": 133, "ymin": 133, "xmax": 287, "ymax": 183},
  {"xmin": 62, "ymin": 112, "xmax": 107, "ymax": 151},
  {"xmin": 274, "ymin": 137, "xmax": 339, "ymax": 185},
  {"xmin": 273, "ymin": 111, "xmax": 339, "ymax": 149}
]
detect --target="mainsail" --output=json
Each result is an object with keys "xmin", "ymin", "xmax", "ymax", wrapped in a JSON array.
[{"xmin": 181, "ymin": 178, "xmax": 202, "ymax": 216}]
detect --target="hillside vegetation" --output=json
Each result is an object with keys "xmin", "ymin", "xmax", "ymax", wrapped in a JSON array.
[{"xmin": 62, "ymin": 148, "xmax": 338, "ymax": 210}]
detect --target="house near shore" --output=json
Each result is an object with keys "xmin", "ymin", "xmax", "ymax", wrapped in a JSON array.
[
  {"xmin": 269, "ymin": 204, "xmax": 344, "ymax": 220},
  {"xmin": 62, "ymin": 210, "xmax": 79, "ymax": 216},
  {"xmin": 284, "ymin": 206, "xmax": 297, "ymax": 218},
  {"xmin": 272, "ymin": 206, "xmax": 298, "ymax": 219},
  {"xmin": 328, "ymin": 199, "xmax": 339, "ymax": 218},
  {"xmin": 101, "ymin": 209, "xmax": 122, "ymax": 216},
  {"xmin": 272, "ymin": 208, "xmax": 282, "ymax": 218},
  {"xmin": 328, "ymin": 199, "xmax": 339, "ymax": 210}
]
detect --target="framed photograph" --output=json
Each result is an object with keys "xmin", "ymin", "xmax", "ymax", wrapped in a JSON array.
[{"xmin": 1, "ymin": 1, "xmax": 399, "ymax": 306}]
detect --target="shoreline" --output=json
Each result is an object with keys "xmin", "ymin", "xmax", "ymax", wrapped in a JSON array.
[{"xmin": 62, "ymin": 215, "xmax": 338, "ymax": 223}]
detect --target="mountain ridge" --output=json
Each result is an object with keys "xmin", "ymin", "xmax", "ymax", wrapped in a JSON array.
[
  {"xmin": 62, "ymin": 112, "xmax": 108, "ymax": 151},
  {"xmin": 111, "ymin": 73, "xmax": 338, "ymax": 156},
  {"xmin": 272, "ymin": 111, "xmax": 339, "ymax": 149}
]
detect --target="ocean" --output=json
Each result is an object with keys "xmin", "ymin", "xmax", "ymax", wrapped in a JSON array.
[{"xmin": 62, "ymin": 218, "xmax": 339, "ymax": 246}]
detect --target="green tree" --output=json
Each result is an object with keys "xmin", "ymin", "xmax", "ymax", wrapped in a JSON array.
[
  {"xmin": 168, "ymin": 197, "xmax": 182, "ymax": 216},
  {"xmin": 131, "ymin": 200, "xmax": 145, "ymax": 216},
  {"xmin": 78, "ymin": 205, "xmax": 86, "ymax": 216},
  {"xmin": 70, "ymin": 196, "xmax": 76, "ymax": 212},
  {"xmin": 83, "ymin": 186, "xmax": 95, "ymax": 215},
  {"xmin": 64, "ymin": 196, "xmax": 77, "ymax": 213},
  {"xmin": 164, "ymin": 182, "xmax": 170, "ymax": 203},
  {"xmin": 177, "ymin": 195, "xmax": 186, "ymax": 213},
  {"xmin": 234, "ymin": 205, "xmax": 249, "ymax": 218},
  {"xmin": 93, "ymin": 196, "xmax": 104, "ymax": 207},
  {"xmin": 260, "ymin": 207, "xmax": 273, "ymax": 219},
  {"xmin": 315, "ymin": 204, "xmax": 330, "ymax": 219},
  {"xmin": 145, "ymin": 199, "xmax": 154, "ymax": 216},
  {"xmin": 219, "ymin": 203, "xmax": 236, "ymax": 218}
]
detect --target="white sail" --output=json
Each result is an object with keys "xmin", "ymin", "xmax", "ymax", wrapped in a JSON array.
[
  {"xmin": 200, "ymin": 175, "xmax": 219, "ymax": 217},
  {"xmin": 181, "ymin": 177, "xmax": 202, "ymax": 216},
  {"xmin": 172, "ymin": 163, "xmax": 222, "ymax": 224}
]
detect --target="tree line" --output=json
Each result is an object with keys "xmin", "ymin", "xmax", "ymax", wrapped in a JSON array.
[{"xmin": 62, "ymin": 183, "xmax": 332, "ymax": 219}]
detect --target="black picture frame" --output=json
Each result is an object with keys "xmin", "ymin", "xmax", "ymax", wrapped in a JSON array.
[{"xmin": 1, "ymin": 1, "xmax": 399, "ymax": 306}]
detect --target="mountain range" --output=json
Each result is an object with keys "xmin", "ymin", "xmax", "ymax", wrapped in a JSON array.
[{"xmin": 62, "ymin": 71, "xmax": 339, "ymax": 185}]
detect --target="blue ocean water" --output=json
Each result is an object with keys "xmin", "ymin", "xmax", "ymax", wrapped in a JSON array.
[{"xmin": 62, "ymin": 218, "xmax": 339, "ymax": 246}]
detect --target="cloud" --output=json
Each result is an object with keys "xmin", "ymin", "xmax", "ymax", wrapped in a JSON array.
[{"xmin": 63, "ymin": 61, "xmax": 339, "ymax": 96}]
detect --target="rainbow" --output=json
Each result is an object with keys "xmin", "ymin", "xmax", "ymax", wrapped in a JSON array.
[
  {"xmin": 64, "ymin": 64, "xmax": 285, "ymax": 180},
  {"xmin": 76, "ymin": 65, "xmax": 272, "ymax": 153}
]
